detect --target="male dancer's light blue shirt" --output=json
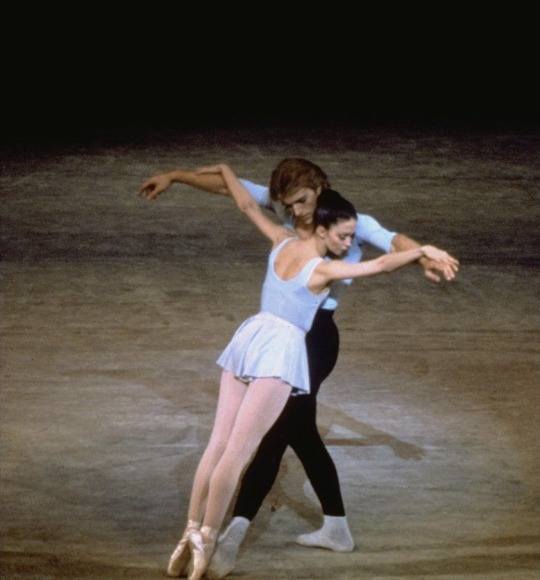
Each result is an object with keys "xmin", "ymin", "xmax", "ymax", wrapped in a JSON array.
[{"xmin": 240, "ymin": 179, "xmax": 397, "ymax": 311}]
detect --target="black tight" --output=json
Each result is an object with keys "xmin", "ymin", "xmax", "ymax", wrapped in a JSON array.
[{"xmin": 232, "ymin": 309, "xmax": 345, "ymax": 520}]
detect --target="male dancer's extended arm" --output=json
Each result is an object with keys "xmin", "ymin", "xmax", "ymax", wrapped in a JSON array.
[
  {"xmin": 355, "ymin": 215, "xmax": 458, "ymax": 283},
  {"xmin": 138, "ymin": 169, "xmax": 230, "ymax": 200},
  {"xmin": 390, "ymin": 233, "xmax": 458, "ymax": 283},
  {"xmin": 138, "ymin": 167, "xmax": 458, "ymax": 282}
]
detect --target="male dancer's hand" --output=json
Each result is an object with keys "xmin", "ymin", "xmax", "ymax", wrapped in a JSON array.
[
  {"xmin": 418, "ymin": 246, "xmax": 459, "ymax": 282},
  {"xmin": 138, "ymin": 173, "xmax": 173, "ymax": 200},
  {"xmin": 419, "ymin": 255, "xmax": 459, "ymax": 282}
]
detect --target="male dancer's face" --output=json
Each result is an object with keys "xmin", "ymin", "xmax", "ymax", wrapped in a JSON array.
[{"xmin": 280, "ymin": 188, "xmax": 319, "ymax": 227}]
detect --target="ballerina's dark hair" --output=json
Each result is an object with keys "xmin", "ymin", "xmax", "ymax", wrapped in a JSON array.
[{"xmin": 314, "ymin": 189, "xmax": 357, "ymax": 229}]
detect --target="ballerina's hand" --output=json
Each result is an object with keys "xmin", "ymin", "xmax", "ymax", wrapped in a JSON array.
[
  {"xmin": 421, "ymin": 246, "xmax": 460, "ymax": 275},
  {"xmin": 422, "ymin": 245, "xmax": 453, "ymax": 262}
]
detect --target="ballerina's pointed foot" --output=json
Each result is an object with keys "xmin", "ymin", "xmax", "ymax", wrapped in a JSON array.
[
  {"xmin": 188, "ymin": 528, "xmax": 216, "ymax": 580},
  {"xmin": 167, "ymin": 521, "xmax": 200, "ymax": 577}
]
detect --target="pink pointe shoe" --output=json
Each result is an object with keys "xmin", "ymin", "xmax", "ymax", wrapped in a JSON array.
[
  {"xmin": 167, "ymin": 520, "xmax": 200, "ymax": 577},
  {"xmin": 188, "ymin": 528, "xmax": 216, "ymax": 580}
]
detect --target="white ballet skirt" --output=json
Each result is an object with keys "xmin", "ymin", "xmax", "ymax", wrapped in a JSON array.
[
  {"xmin": 216, "ymin": 311, "xmax": 310, "ymax": 393},
  {"xmin": 217, "ymin": 237, "xmax": 329, "ymax": 394}
]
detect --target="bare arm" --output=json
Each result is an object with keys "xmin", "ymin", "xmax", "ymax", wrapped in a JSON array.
[
  {"xmin": 138, "ymin": 168, "xmax": 230, "ymax": 200},
  {"xmin": 310, "ymin": 246, "xmax": 458, "ymax": 294},
  {"xmin": 195, "ymin": 164, "xmax": 291, "ymax": 246},
  {"xmin": 391, "ymin": 233, "xmax": 459, "ymax": 282}
]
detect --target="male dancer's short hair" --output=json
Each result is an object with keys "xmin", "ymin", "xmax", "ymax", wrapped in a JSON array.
[{"xmin": 269, "ymin": 158, "xmax": 331, "ymax": 201}]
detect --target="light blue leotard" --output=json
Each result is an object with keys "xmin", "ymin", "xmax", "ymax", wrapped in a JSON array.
[
  {"xmin": 217, "ymin": 238, "xmax": 329, "ymax": 394},
  {"xmin": 239, "ymin": 179, "xmax": 397, "ymax": 311}
]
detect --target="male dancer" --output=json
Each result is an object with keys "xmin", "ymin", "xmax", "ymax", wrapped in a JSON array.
[{"xmin": 139, "ymin": 159, "xmax": 458, "ymax": 578}]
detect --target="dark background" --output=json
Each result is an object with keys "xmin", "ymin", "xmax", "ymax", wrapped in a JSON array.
[{"xmin": 3, "ymin": 4, "xmax": 539, "ymax": 147}]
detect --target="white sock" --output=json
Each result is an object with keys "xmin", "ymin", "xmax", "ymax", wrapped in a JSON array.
[
  {"xmin": 206, "ymin": 517, "xmax": 250, "ymax": 580},
  {"xmin": 295, "ymin": 515, "xmax": 354, "ymax": 552}
]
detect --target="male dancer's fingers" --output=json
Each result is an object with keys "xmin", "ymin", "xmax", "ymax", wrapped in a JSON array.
[
  {"xmin": 422, "ymin": 259, "xmax": 458, "ymax": 283},
  {"xmin": 440, "ymin": 262, "xmax": 457, "ymax": 281},
  {"xmin": 138, "ymin": 180, "xmax": 163, "ymax": 200},
  {"xmin": 137, "ymin": 179, "xmax": 153, "ymax": 197},
  {"xmin": 424, "ymin": 268, "xmax": 442, "ymax": 283}
]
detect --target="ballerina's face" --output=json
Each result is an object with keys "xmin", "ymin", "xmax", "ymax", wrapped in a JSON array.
[{"xmin": 319, "ymin": 218, "xmax": 357, "ymax": 258}]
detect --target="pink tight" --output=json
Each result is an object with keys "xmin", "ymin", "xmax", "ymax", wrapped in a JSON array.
[{"xmin": 187, "ymin": 371, "xmax": 292, "ymax": 532}]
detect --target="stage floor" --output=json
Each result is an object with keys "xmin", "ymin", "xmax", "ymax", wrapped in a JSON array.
[{"xmin": 1, "ymin": 126, "xmax": 539, "ymax": 578}]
